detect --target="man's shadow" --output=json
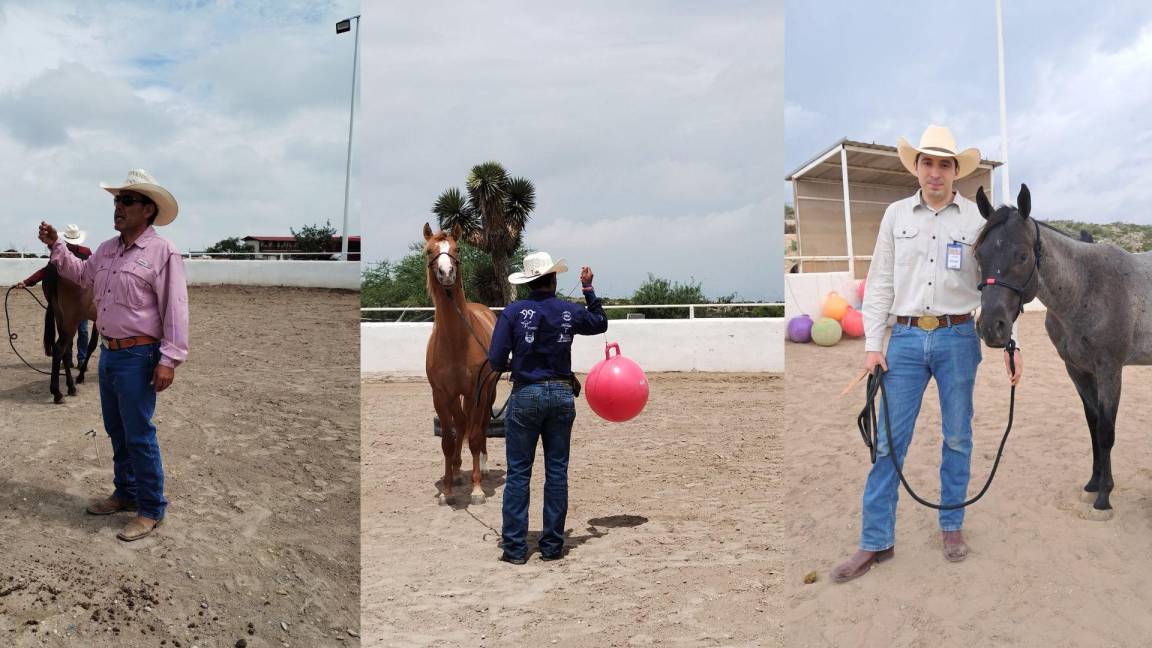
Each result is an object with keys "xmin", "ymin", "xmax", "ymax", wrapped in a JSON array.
[
  {"xmin": 502, "ymin": 514, "xmax": 650, "ymax": 561},
  {"xmin": 0, "ymin": 480, "xmax": 119, "ymax": 530}
]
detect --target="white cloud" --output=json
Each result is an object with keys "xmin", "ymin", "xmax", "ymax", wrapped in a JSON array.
[
  {"xmin": 0, "ymin": 0, "xmax": 359, "ymax": 254},
  {"xmin": 364, "ymin": 1, "xmax": 784, "ymax": 299}
]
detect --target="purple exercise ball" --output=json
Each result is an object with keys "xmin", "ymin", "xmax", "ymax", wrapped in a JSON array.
[{"xmin": 788, "ymin": 315, "xmax": 814, "ymax": 343}]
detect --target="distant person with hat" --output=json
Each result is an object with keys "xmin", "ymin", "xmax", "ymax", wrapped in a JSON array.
[
  {"xmin": 38, "ymin": 169, "xmax": 189, "ymax": 542},
  {"xmin": 488, "ymin": 252, "xmax": 608, "ymax": 564},
  {"xmin": 18, "ymin": 225, "xmax": 94, "ymax": 366},
  {"xmin": 831, "ymin": 126, "xmax": 1022, "ymax": 582}
]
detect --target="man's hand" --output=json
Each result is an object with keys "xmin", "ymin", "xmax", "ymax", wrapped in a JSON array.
[
  {"xmin": 152, "ymin": 364, "xmax": 175, "ymax": 392},
  {"xmin": 1004, "ymin": 348, "xmax": 1023, "ymax": 386},
  {"xmin": 580, "ymin": 266, "xmax": 594, "ymax": 286},
  {"xmin": 15, "ymin": 282, "xmax": 25, "ymax": 289},
  {"xmin": 865, "ymin": 351, "xmax": 888, "ymax": 374},
  {"xmin": 38, "ymin": 222, "xmax": 58, "ymax": 246}
]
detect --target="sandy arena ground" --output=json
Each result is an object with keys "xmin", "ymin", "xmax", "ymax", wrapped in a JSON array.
[
  {"xmin": 362, "ymin": 372, "xmax": 783, "ymax": 647},
  {"xmin": 783, "ymin": 312, "xmax": 1152, "ymax": 647},
  {"xmin": 0, "ymin": 285, "xmax": 359, "ymax": 647}
]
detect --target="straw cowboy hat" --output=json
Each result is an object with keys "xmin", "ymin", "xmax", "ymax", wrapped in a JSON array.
[
  {"xmin": 60, "ymin": 224, "xmax": 86, "ymax": 246},
  {"xmin": 508, "ymin": 252, "xmax": 568, "ymax": 285},
  {"xmin": 896, "ymin": 125, "xmax": 982, "ymax": 179},
  {"xmin": 100, "ymin": 169, "xmax": 179, "ymax": 226}
]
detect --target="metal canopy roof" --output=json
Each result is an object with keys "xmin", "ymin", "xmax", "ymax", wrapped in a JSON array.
[{"xmin": 786, "ymin": 138, "xmax": 1002, "ymax": 187}]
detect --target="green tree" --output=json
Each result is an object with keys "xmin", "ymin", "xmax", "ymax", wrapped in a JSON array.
[
  {"xmin": 626, "ymin": 274, "xmax": 708, "ymax": 319},
  {"xmin": 433, "ymin": 161, "xmax": 536, "ymax": 305},
  {"xmin": 291, "ymin": 221, "xmax": 338, "ymax": 260},
  {"xmin": 361, "ymin": 239, "xmax": 534, "ymax": 318},
  {"xmin": 205, "ymin": 236, "xmax": 251, "ymax": 259}
]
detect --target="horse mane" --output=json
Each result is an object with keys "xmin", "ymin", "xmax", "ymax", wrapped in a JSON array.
[{"xmin": 975, "ymin": 207, "xmax": 1085, "ymax": 248}]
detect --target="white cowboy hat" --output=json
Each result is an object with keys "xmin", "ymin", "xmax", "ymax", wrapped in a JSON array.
[
  {"xmin": 100, "ymin": 169, "xmax": 179, "ymax": 226},
  {"xmin": 60, "ymin": 224, "xmax": 86, "ymax": 246},
  {"xmin": 896, "ymin": 125, "xmax": 982, "ymax": 179},
  {"xmin": 508, "ymin": 252, "xmax": 568, "ymax": 285}
]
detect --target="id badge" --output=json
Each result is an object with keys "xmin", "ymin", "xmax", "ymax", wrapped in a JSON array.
[{"xmin": 946, "ymin": 242, "xmax": 963, "ymax": 270}]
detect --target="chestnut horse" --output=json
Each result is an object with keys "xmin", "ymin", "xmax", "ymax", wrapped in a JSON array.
[
  {"xmin": 42, "ymin": 263, "xmax": 99, "ymax": 403},
  {"xmin": 423, "ymin": 222, "xmax": 499, "ymax": 505}
]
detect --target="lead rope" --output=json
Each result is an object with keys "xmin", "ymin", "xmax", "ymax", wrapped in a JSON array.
[
  {"xmin": 858, "ymin": 339, "xmax": 1018, "ymax": 510},
  {"xmin": 5, "ymin": 285, "xmax": 52, "ymax": 375}
]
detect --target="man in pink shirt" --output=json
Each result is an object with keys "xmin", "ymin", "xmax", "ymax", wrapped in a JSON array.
[{"xmin": 39, "ymin": 169, "xmax": 189, "ymax": 542}]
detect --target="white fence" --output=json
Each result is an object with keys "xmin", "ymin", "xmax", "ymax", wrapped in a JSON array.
[
  {"xmin": 361, "ymin": 317, "xmax": 785, "ymax": 375},
  {"xmin": 0, "ymin": 258, "xmax": 359, "ymax": 290},
  {"xmin": 363, "ymin": 302, "xmax": 781, "ymax": 321}
]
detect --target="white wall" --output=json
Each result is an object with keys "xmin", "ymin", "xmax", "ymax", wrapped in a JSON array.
[
  {"xmin": 361, "ymin": 318, "xmax": 785, "ymax": 375},
  {"xmin": 0, "ymin": 259, "xmax": 359, "ymax": 290}
]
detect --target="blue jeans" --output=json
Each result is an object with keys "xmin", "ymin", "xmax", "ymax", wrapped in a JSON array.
[
  {"xmin": 859, "ymin": 320, "xmax": 982, "ymax": 551},
  {"xmin": 98, "ymin": 342, "xmax": 166, "ymax": 520},
  {"xmin": 76, "ymin": 319, "xmax": 89, "ymax": 366},
  {"xmin": 501, "ymin": 382, "xmax": 576, "ymax": 560}
]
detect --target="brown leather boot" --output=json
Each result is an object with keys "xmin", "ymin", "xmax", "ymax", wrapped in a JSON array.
[
  {"xmin": 942, "ymin": 530, "xmax": 969, "ymax": 562},
  {"xmin": 830, "ymin": 547, "xmax": 895, "ymax": 583},
  {"xmin": 117, "ymin": 516, "xmax": 162, "ymax": 542},
  {"xmin": 85, "ymin": 495, "xmax": 137, "ymax": 516}
]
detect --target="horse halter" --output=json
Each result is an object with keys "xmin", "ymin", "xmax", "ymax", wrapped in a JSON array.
[{"xmin": 977, "ymin": 217, "xmax": 1042, "ymax": 312}]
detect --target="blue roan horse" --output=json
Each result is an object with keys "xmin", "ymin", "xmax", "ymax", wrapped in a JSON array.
[{"xmin": 974, "ymin": 184, "xmax": 1152, "ymax": 514}]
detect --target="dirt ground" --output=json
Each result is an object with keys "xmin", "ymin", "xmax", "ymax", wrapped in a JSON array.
[
  {"xmin": 362, "ymin": 372, "xmax": 783, "ymax": 647},
  {"xmin": 0, "ymin": 285, "xmax": 360, "ymax": 647},
  {"xmin": 783, "ymin": 312, "xmax": 1152, "ymax": 647}
]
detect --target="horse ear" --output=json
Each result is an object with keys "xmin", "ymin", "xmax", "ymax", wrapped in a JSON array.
[
  {"xmin": 975, "ymin": 186, "xmax": 992, "ymax": 220},
  {"xmin": 423, "ymin": 222, "xmax": 433, "ymax": 241},
  {"xmin": 1017, "ymin": 184, "xmax": 1031, "ymax": 219},
  {"xmin": 451, "ymin": 223, "xmax": 463, "ymax": 241}
]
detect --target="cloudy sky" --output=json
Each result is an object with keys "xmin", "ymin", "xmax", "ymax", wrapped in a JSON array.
[
  {"xmin": 786, "ymin": 0, "xmax": 1152, "ymax": 221},
  {"xmin": 0, "ymin": 0, "xmax": 359, "ymax": 254},
  {"xmin": 364, "ymin": 1, "xmax": 783, "ymax": 301}
]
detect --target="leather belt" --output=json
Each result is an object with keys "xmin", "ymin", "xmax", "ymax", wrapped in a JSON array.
[
  {"xmin": 102, "ymin": 335, "xmax": 159, "ymax": 351},
  {"xmin": 895, "ymin": 313, "xmax": 972, "ymax": 332}
]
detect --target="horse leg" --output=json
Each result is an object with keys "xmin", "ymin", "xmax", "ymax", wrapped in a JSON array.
[
  {"xmin": 1064, "ymin": 363, "xmax": 1102, "ymax": 493},
  {"xmin": 77, "ymin": 332, "xmax": 100, "ymax": 384},
  {"xmin": 466, "ymin": 404, "xmax": 490, "ymax": 505},
  {"xmin": 432, "ymin": 391, "xmax": 456, "ymax": 505},
  {"xmin": 62, "ymin": 339, "xmax": 76, "ymax": 397},
  {"xmin": 1090, "ymin": 369, "xmax": 1123, "ymax": 512},
  {"xmin": 449, "ymin": 396, "xmax": 468, "ymax": 485},
  {"xmin": 49, "ymin": 346, "xmax": 63, "ymax": 404}
]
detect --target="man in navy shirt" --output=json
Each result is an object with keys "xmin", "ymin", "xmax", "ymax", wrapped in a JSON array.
[{"xmin": 489, "ymin": 252, "xmax": 608, "ymax": 564}]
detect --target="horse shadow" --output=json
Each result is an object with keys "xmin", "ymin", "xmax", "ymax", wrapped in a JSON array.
[
  {"xmin": 497, "ymin": 514, "xmax": 651, "ymax": 561},
  {"xmin": 0, "ymin": 372, "xmax": 56, "ymax": 404},
  {"xmin": 433, "ymin": 468, "xmax": 509, "ymax": 510}
]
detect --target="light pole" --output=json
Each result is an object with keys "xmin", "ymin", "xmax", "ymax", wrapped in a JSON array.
[{"xmin": 337, "ymin": 15, "xmax": 360, "ymax": 261}]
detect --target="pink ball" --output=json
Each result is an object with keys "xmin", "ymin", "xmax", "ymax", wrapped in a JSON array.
[
  {"xmin": 842, "ymin": 307, "xmax": 865, "ymax": 338},
  {"xmin": 857, "ymin": 280, "xmax": 866, "ymax": 304},
  {"xmin": 586, "ymin": 343, "xmax": 649, "ymax": 423}
]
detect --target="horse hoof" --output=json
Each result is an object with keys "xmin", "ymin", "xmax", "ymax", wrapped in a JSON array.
[
  {"xmin": 1078, "ymin": 506, "xmax": 1114, "ymax": 522},
  {"xmin": 470, "ymin": 493, "xmax": 486, "ymax": 505},
  {"xmin": 76, "ymin": 376, "xmax": 85, "ymax": 385},
  {"xmin": 1083, "ymin": 481, "xmax": 1100, "ymax": 493},
  {"xmin": 53, "ymin": 395, "xmax": 64, "ymax": 404},
  {"xmin": 67, "ymin": 389, "xmax": 77, "ymax": 397},
  {"xmin": 437, "ymin": 493, "xmax": 449, "ymax": 506}
]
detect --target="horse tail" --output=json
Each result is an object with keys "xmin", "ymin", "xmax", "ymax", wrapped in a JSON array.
[
  {"xmin": 42, "ymin": 264, "xmax": 59, "ymax": 357},
  {"xmin": 42, "ymin": 297, "xmax": 56, "ymax": 357}
]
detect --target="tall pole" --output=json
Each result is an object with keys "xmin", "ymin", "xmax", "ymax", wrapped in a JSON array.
[
  {"xmin": 339, "ymin": 15, "xmax": 361, "ymax": 261},
  {"xmin": 995, "ymin": 0, "xmax": 1010, "ymax": 204}
]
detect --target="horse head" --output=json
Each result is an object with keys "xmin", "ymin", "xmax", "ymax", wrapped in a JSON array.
[
  {"xmin": 422, "ymin": 222, "xmax": 463, "ymax": 292},
  {"xmin": 974, "ymin": 184, "xmax": 1038, "ymax": 348}
]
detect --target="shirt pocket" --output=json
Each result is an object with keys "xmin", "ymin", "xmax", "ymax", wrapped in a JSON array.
[
  {"xmin": 92, "ymin": 262, "xmax": 112, "ymax": 301},
  {"xmin": 893, "ymin": 224, "xmax": 921, "ymax": 267},
  {"xmin": 115, "ymin": 262, "xmax": 156, "ymax": 309},
  {"xmin": 947, "ymin": 228, "xmax": 982, "ymax": 271}
]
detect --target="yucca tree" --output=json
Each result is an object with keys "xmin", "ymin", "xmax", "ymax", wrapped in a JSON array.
[{"xmin": 433, "ymin": 161, "xmax": 536, "ymax": 305}]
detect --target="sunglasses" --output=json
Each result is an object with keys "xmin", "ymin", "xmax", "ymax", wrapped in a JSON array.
[{"xmin": 113, "ymin": 195, "xmax": 153, "ymax": 207}]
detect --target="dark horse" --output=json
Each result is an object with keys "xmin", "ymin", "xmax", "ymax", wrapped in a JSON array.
[
  {"xmin": 41, "ymin": 263, "xmax": 99, "ymax": 403},
  {"xmin": 973, "ymin": 184, "xmax": 1151, "ymax": 514}
]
